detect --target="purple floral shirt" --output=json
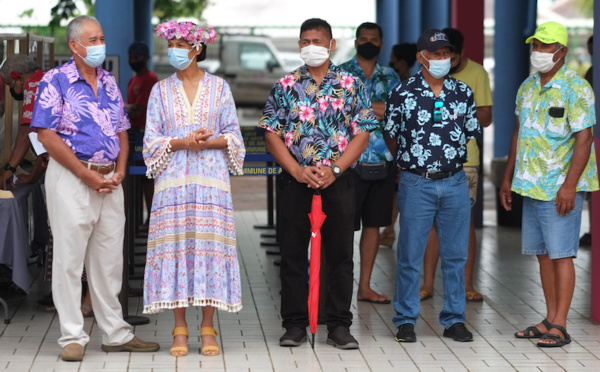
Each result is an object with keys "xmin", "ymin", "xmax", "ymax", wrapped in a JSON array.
[{"xmin": 30, "ymin": 58, "xmax": 130, "ymax": 164}]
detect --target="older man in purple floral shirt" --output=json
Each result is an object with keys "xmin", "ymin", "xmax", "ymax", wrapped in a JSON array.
[{"xmin": 31, "ymin": 15, "xmax": 159, "ymax": 362}]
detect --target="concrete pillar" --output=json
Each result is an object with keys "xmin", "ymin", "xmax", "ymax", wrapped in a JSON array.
[
  {"xmin": 422, "ymin": 0, "xmax": 450, "ymax": 30},
  {"xmin": 95, "ymin": 0, "xmax": 135, "ymax": 100},
  {"xmin": 399, "ymin": 0, "xmax": 422, "ymax": 44},
  {"xmin": 493, "ymin": 0, "xmax": 537, "ymax": 158},
  {"xmin": 590, "ymin": 0, "xmax": 600, "ymax": 324},
  {"xmin": 376, "ymin": 0, "xmax": 400, "ymax": 66},
  {"xmin": 134, "ymin": 0, "xmax": 154, "ymax": 70}
]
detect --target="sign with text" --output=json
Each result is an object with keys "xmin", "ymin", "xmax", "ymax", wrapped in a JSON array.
[{"xmin": 241, "ymin": 126, "xmax": 268, "ymax": 154}]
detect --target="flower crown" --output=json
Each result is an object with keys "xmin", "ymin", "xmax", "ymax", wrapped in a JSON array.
[{"xmin": 155, "ymin": 21, "xmax": 217, "ymax": 49}]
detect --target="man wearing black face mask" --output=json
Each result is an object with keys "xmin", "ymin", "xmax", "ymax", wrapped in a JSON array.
[
  {"xmin": 0, "ymin": 54, "xmax": 44, "ymax": 189},
  {"xmin": 125, "ymin": 41, "xmax": 158, "ymax": 224},
  {"xmin": 126, "ymin": 41, "xmax": 158, "ymax": 132},
  {"xmin": 340, "ymin": 22, "xmax": 400, "ymax": 306}
]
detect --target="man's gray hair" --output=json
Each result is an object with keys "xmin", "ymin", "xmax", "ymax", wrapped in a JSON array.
[
  {"xmin": 66, "ymin": 15, "xmax": 101, "ymax": 44},
  {"xmin": 0, "ymin": 54, "xmax": 40, "ymax": 84}
]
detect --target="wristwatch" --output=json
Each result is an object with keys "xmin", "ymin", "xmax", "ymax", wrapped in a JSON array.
[
  {"xmin": 3, "ymin": 163, "xmax": 16, "ymax": 173},
  {"xmin": 330, "ymin": 164, "xmax": 342, "ymax": 179}
]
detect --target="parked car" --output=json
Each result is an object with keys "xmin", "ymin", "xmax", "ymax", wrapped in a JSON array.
[{"xmin": 213, "ymin": 34, "xmax": 289, "ymax": 108}]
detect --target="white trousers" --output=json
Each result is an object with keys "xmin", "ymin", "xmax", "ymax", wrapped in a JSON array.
[{"xmin": 46, "ymin": 159, "xmax": 134, "ymax": 348}]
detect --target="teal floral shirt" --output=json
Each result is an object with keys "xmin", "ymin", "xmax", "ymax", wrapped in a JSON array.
[
  {"xmin": 258, "ymin": 63, "xmax": 378, "ymax": 166},
  {"xmin": 512, "ymin": 65, "xmax": 599, "ymax": 200},
  {"xmin": 339, "ymin": 57, "xmax": 400, "ymax": 163}
]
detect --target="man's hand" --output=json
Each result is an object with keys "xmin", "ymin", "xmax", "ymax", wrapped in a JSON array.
[
  {"xmin": 293, "ymin": 166, "xmax": 326, "ymax": 189},
  {"xmin": 1, "ymin": 170, "xmax": 15, "ymax": 190},
  {"xmin": 555, "ymin": 184, "xmax": 576, "ymax": 216},
  {"xmin": 81, "ymin": 169, "xmax": 118, "ymax": 194},
  {"xmin": 110, "ymin": 171, "xmax": 125, "ymax": 186},
  {"xmin": 499, "ymin": 180, "xmax": 513, "ymax": 211},
  {"xmin": 316, "ymin": 166, "xmax": 336, "ymax": 190}
]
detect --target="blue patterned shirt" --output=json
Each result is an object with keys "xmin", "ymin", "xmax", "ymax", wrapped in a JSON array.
[
  {"xmin": 339, "ymin": 57, "xmax": 400, "ymax": 163},
  {"xmin": 258, "ymin": 63, "xmax": 378, "ymax": 167},
  {"xmin": 383, "ymin": 71, "xmax": 480, "ymax": 172}
]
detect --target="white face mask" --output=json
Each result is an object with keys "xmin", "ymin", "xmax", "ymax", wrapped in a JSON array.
[
  {"xmin": 300, "ymin": 41, "xmax": 331, "ymax": 67},
  {"xmin": 530, "ymin": 47, "xmax": 562, "ymax": 73}
]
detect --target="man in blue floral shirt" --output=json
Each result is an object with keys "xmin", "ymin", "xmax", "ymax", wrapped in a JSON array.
[
  {"xmin": 258, "ymin": 18, "xmax": 378, "ymax": 350},
  {"xmin": 383, "ymin": 29, "xmax": 480, "ymax": 344},
  {"xmin": 340, "ymin": 22, "xmax": 400, "ymax": 306}
]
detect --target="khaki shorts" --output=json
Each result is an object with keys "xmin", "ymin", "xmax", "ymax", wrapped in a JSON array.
[{"xmin": 464, "ymin": 166, "xmax": 479, "ymax": 207}]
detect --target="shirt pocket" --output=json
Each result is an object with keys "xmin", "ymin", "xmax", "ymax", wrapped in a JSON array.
[{"xmin": 545, "ymin": 108, "xmax": 569, "ymax": 139}]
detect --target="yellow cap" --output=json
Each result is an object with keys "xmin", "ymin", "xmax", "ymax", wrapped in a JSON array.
[{"xmin": 525, "ymin": 21, "xmax": 568, "ymax": 46}]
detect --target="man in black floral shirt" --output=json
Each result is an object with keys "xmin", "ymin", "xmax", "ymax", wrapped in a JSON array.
[
  {"xmin": 258, "ymin": 18, "xmax": 378, "ymax": 349},
  {"xmin": 383, "ymin": 29, "xmax": 480, "ymax": 344}
]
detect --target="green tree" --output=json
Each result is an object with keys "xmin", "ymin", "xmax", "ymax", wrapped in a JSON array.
[
  {"xmin": 575, "ymin": 0, "xmax": 593, "ymax": 17},
  {"xmin": 48, "ymin": 0, "xmax": 208, "ymax": 33},
  {"xmin": 154, "ymin": 0, "xmax": 208, "ymax": 22},
  {"xmin": 49, "ymin": 0, "xmax": 94, "ymax": 32}
]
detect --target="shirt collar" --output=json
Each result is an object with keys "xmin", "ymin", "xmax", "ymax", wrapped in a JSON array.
[
  {"xmin": 348, "ymin": 57, "xmax": 385, "ymax": 79},
  {"xmin": 299, "ymin": 61, "xmax": 336, "ymax": 80},
  {"xmin": 535, "ymin": 64, "xmax": 567, "ymax": 90},
  {"xmin": 65, "ymin": 57, "xmax": 106, "ymax": 84}
]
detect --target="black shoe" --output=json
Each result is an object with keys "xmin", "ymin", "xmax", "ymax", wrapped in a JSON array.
[
  {"xmin": 279, "ymin": 327, "xmax": 307, "ymax": 347},
  {"xmin": 326, "ymin": 326, "xmax": 359, "ymax": 349},
  {"xmin": 395, "ymin": 323, "xmax": 416, "ymax": 342},
  {"xmin": 443, "ymin": 322, "xmax": 473, "ymax": 342}
]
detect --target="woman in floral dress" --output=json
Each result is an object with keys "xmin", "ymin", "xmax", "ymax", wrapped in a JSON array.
[{"xmin": 142, "ymin": 21, "xmax": 245, "ymax": 357}]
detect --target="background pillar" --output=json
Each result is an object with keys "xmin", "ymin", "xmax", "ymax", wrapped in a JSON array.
[
  {"xmin": 376, "ymin": 0, "xmax": 399, "ymax": 66},
  {"xmin": 134, "ymin": 0, "xmax": 154, "ymax": 70},
  {"xmin": 422, "ymin": 0, "xmax": 450, "ymax": 30},
  {"xmin": 493, "ymin": 0, "xmax": 537, "ymax": 158},
  {"xmin": 95, "ymin": 0, "xmax": 135, "ymax": 100}
]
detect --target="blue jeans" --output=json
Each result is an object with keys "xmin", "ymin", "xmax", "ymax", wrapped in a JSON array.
[{"xmin": 393, "ymin": 170, "xmax": 471, "ymax": 329}]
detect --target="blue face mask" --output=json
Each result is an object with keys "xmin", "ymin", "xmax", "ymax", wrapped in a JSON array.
[
  {"xmin": 168, "ymin": 48, "xmax": 194, "ymax": 70},
  {"xmin": 76, "ymin": 41, "xmax": 106, "ymax": 68},
  {"xmin": 421, "ymin": 52, "xmax": 450, "ymax": 79}
]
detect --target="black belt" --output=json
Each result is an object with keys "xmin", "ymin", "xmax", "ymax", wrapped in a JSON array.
[{"xmin": 405, "ymin": 166, "xmax": 463, "ymax": 180}]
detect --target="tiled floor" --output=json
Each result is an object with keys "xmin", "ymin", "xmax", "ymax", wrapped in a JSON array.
[{"xmin": 0, "ymin": 207, "xmax": 598, "ymax": 371}]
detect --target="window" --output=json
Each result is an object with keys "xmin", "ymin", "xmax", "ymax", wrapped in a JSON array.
[{"xmin": 240, "ymin": 43, "xmax": 279, "ymax": 70}]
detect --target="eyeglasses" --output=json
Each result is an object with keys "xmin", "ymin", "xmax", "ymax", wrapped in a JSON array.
[{"xmin": 433, "ymin": 98, "xmax": 443, "ymax": 123}]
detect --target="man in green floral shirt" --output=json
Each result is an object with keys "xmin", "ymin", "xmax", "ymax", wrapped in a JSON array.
[
  {"xmin": 500, "ymin": 21, "xmax": 599, "ymax": 348},
  {"xmin": 340, "ymin": 22, "xmax": 400, "ymax": 306}
]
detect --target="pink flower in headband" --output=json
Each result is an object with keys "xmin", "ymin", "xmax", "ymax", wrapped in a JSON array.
[{"xmin": 155, "ymin": 21, "xmax": 218, "ymax": 48}]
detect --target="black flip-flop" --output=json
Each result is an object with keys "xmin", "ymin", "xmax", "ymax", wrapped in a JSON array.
[
  {"xmin": 514, "ymin": 318, "xmax": 552, "ymax": 339},
  {"xmin": 537, "ymin": 324, "xmax": 571, "ymax": 347}
]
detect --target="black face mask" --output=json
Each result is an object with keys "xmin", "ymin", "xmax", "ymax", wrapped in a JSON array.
[
  {"xmin": 10, "ymin": 87, "xmax": 24, "ymax": 101},
  {"xmin": 129, "ymin": 61, "xmax": 146, "ymax": 73},
  {"xmin": 356, "ymin": 42, "xmax": 381, "ymax": 60}
]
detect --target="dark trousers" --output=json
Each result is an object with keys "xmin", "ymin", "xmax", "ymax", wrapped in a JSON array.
[{"xmin": 278, "ymin": 171, "xmax": 355, "ymax": 331}]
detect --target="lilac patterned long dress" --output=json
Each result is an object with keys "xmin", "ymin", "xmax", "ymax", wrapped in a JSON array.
[{"xmin": 142, "ymin": 73, "xmax": 244, "ymax": 314}]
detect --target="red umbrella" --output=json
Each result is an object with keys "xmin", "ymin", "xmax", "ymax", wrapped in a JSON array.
[{"xmin": 308, "ymin": 189, "xmax": 326, "ymax": 348}]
